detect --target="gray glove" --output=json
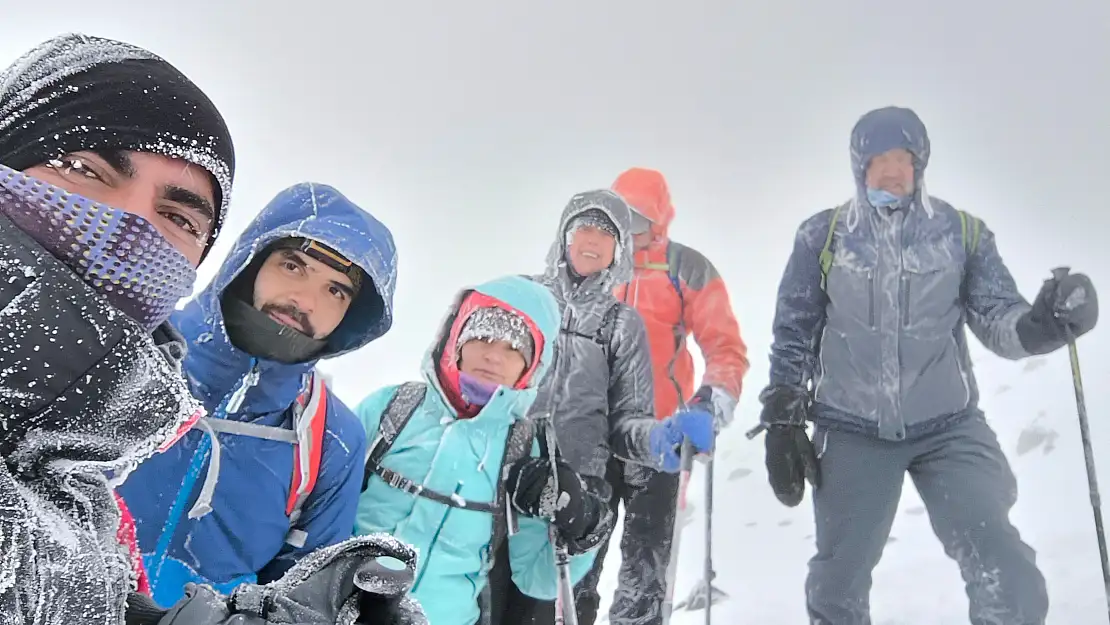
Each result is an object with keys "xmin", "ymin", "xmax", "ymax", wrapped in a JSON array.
[{"xmin": 156, "ymin": 534, "xmax": 428, "ymax": 625}]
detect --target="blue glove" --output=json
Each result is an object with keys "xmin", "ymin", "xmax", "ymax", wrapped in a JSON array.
[{"xmin": 648, "ymin": 409, "xmax": 715, "ymax": 473}]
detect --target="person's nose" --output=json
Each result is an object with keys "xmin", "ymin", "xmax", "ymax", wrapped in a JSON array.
[
  {"xmin": 112, "ymin": 183, "xmax": 161, "ymax": 226},
  {"xmin": 285, "ymin": 288, "xmax": 316, "ymax": 315}
]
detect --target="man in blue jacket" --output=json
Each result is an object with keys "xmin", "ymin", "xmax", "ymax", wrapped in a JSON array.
[
  {"xmin": 119, "ymin": 182, "xmax": 398, "ymax": 607},
  {"xmin": 759, "ymin": 106, "xmax": 1098, "ymax": 624}
]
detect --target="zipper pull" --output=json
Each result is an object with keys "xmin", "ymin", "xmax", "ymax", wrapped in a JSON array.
[{"xmin": 225, "ymin": 359, "xmax": 260, "ymax": 415}]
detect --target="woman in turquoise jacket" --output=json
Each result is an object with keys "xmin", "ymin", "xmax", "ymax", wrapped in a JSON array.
[{"xmin": 354, "ymin": 275, "xmax": 611, "ymax": 625}]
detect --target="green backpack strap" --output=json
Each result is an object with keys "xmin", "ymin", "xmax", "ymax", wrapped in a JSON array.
[
  {"xmin": 819, "ymin": 206, "xmax": 981, "ymax": 292},
  {"xmin": 818, "ymin": 204, "xmax": 844, "ymax": 291},
  {"xmin": 958, "ymin": 210, "xmax": 982, "ymax": 256}
]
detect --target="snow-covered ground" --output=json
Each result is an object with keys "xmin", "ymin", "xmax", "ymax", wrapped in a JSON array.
[{"xmin": 591, "ymin": 343, "xmax": 1110, "ymax": 624}]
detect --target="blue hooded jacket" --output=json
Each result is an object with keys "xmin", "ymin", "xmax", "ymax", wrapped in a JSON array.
[
  {"xmin": 118, "ymin": 183, "xmax": 397, "ymax": 606},
  {"xmin": 354, "ymin": 276, "xmax": 598, "ymax": 625}
]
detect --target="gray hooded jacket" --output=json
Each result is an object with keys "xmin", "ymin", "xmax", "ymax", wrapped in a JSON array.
[
  {"xmin": 766, "ymin": 107, "xmax": 1034, "ymax": 441},
  {"xmin": 529, "ymin": 190, "xmax": 659, "ymax": 479}
]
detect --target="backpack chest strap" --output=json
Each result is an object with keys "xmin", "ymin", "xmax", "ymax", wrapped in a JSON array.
[
  {"xmin": 369, "ymin": 464, "xmax": 497, "ymax": 513},
  {"xmin": 199, "ymin": 418, "xmax": 300, "ymax": 444}
]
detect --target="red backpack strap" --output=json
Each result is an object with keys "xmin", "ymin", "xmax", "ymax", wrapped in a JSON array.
[
  {"xmin": 285, "ymin": 371, "xmax": 328, "ymax": 548},
  {"xmin": 114, "ymin": 492, "xmax": 151, "ymax": 595}
]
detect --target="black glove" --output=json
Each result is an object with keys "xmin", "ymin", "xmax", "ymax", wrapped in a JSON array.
[
  {"xmin": 1017, "ymin": 269, "xmax": 1099, "ymax": 355},
  {"xmin": 156, "ymin": 535, "xmax": 427, "ymax": 625},
  {"xmin": 758, "ymin": 385, "xmax": 820, "ymax": 508},
  {"xmin": 505, "ymin": 457, "xmax": 601, "ymax": 543}
]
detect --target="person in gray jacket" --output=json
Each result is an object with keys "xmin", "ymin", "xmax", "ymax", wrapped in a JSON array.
[
  {"xmin": 486, "ymin": 189, "xmax": 716, "ymax": 625},
  {"xmin": 759, "ymin": 105, "xmax": 1099, "ymax": 625}
]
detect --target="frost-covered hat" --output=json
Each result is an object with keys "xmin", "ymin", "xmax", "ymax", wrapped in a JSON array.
[
  {"xmin": 0, "ymin": 33, "xmax": 235, "ymax": 260},
  {"xmin": 456, "ymin": 306, "xmax": 536, "ymax": 367},
  {"xmin": 565, "ymin": 208, "xmax": 619, "ymax": 243}
]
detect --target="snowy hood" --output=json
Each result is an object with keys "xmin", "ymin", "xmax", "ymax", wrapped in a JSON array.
[
  {"xmin": 173, "ymin": 182, "xmax": 397, "ymax": 415},
  {"xmin": 543, "ymin": 189, "xmax": 635, "ymax": 296},
  {"xmin": 420, "ymin": 275, "xmax": 560, "ymax": 416}
]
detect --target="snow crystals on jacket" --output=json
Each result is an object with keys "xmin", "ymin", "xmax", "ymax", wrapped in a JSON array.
[
  {"xmin": 354, "ymin": 275, "xmax": 600, "ymax": 625},
  {"xmin": 767, "ymin": 107, "xmax": 1033, "ymax": 441},
  {"xmin": 0, "ymin": 212, "xmax": 203, "ymax": 624},
  {"xmin": 531, "ymin": 190, "xmax": 659, "ymax": 479},
  {"xmin": 118, "ymin": 183, "xmax": 397, "ymax": 606}
]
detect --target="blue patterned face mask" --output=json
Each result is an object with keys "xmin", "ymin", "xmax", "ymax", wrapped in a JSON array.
[
  {"xmin": 866, "ymin": 187, "xmax": 906, "ymax": 209},
  {"xmin": 0, "ymin": 165, "xmax": 197, "ymax": 330}
]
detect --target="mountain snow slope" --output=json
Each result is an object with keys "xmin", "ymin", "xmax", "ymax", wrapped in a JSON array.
[{"xmin": 593, "ymin": 336, "xmax": 1110, "ymax": 624}]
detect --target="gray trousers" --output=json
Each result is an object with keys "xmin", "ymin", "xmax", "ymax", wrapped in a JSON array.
[{"xmin": 806, "ymin": 414, "xmax": 1049, "ymax": 625}]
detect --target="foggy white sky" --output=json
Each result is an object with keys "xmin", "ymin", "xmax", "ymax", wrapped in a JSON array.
[
  {"xmin": 4, "ymin": 1, "xmax": 1108, "ymax": 409},
  {"xmin": 4, "ymin": 0, "xmax": 1109, "ymax": 448},
  {"xmin": 4, "ymin": 1, "xmax": 1110, "ymax": 618}
]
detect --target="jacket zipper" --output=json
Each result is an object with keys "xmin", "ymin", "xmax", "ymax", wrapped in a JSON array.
[
  {"xmin": 867, "ymin": 268, "xmax": 875, "ymax": 328},
  {"xmin": 952, "ymin": 333, "xmax": 972, "ymax": 407},
  {"xmin": 901, "ymin": 274, "xmax": 910, "ymax": 327},
  {"xmin": 412, "ymin": 482, "xmax": 462, "ymax": 592}
]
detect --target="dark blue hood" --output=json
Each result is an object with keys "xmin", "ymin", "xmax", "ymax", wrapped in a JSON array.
[
  {"xmin": 849, "ymin": 106, "xmax": 931, "ymax": 192},
  {"xmin": 172, "ymin": 182, "xmax": 397, "ymax": 418}
]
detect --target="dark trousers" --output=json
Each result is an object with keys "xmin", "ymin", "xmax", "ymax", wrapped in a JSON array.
[
  {"xmin": 487, "ymin": 459, "xmax": 681, "ymax": 625},
  {"xmin": 806, "ymin": 415, "xmax": 1048, "ymax": 625}
]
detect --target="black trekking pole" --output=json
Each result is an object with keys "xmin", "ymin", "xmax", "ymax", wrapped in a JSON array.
[
  {"xmin": 1051, "ymin": 267, "xmax": 1110, "ymax": 618},
  {"xmin": 539, "ymin": 416, "xmax": 579, "ymax": 625},
  {"xmin": 674, "ymin": 455, "xmax": 728, "ymax": 620}
]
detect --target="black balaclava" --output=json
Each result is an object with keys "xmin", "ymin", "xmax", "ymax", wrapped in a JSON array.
[
  {"xmin": 221, "ymin": 239, "xmax": 365, "ymax": 364},
  {"xmin": 0, "ymin": 33, "xmax": 236, "ymax": 261}
]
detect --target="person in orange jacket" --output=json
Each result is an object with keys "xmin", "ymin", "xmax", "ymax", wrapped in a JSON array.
[
  {"xmin": 613, "ymin": 167, "xmax": 749, "ymax": 425},
  {"xmin": 573, "ymin": 167, "xmax": 749, "ymax": 625}
]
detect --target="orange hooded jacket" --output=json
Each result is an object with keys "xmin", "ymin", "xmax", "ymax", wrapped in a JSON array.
[{"xmin": 611, "ymin": 167, "xmax": 749, "ymax": 420}]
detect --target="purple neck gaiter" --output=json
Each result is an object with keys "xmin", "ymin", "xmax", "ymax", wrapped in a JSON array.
[
  {"xmin": 459, "ymin": 372, "xmax": 499, "ymax": 407},
  {"xmin": 0, "ymin": 165, "xmax": 198, "ymax": 330}
]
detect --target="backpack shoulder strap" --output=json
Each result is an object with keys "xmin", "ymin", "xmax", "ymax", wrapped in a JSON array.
[
  {"xmin": 818, "ymin": 204, "xmax": 844, "ymax": 292},
  {"xmin": 957, "ymin": 210, "xmax": 982, "ymax": 308},
  {"xmin": 362, "ymin": 381, "xmax": 428, "ymax": 486},
  {"xmin": 958, "ymin": 210, "xmax": 982, "ymax": 256},
  {"xmin": 488, "ymin": 418, "xmax": 539, "ymax": 567},
  {"xmin": 595, "ymin": 300, "xmax": 623, "ymax": 349},
  {"xmin": 361, "ymin": 381, "xmax": 499, "ymax": 513},
  {"xmin": 665, "ymin": 242, "xmax": 686, "ymax": 324},
  {"xmin": 285, "ymin": 371, "xmax": 329, "ymax": 548}
]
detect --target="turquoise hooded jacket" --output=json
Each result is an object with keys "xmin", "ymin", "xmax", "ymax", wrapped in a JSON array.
[{"xmin": 354, "ymin": 275, "xmax": 597, "ymax": 625}]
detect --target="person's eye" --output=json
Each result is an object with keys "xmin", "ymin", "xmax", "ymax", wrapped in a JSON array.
[
  {"xmin": 328, "ymin": 285, "xmax": 349, "ymax": 301},
  {"xmin": 47, "ymin": 156, "xmax": 107, "ymax": 183},
  {"xmin": 159, "ymin": 210, "xmax": 204, "ymax": 242}
]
